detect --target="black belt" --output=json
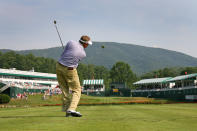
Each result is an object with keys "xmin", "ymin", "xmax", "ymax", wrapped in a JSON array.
[
  {"xmin": 58, "ymin": 62, "xmax": 74, "ymax": 70},
  {"xmin": 67, "ymin": 67, "xmax": 74, "ymax": 70}
]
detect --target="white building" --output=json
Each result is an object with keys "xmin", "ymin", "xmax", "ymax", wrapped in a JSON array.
[{"xmin": 0, "ymin": 68, "xmax": 58, "ymax": 96}]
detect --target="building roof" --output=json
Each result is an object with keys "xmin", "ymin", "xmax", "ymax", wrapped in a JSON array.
[
  {"xmin": 83, "ymin": 79, "xmax": 104, "ymax": 85},
  {"xmin": 0, "ymin": 68, "xmax": 57, "ymax": 79},
  {"xmin": 166, "ymin": 73, "xmax": 197, "ymax": 82},
  {"xmin": 133, "ymin": 77, "xmax": 172, "ymax": 85}
]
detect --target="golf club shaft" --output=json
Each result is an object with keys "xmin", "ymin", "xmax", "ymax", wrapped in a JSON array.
[{"xmin": 54, "ymin": 23, "xmax": 64, "ymax": 49}]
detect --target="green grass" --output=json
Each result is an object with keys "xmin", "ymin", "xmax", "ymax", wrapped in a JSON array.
[
  {"xmin": 7, "ymin": 94, "xmax": 62, "ymax": 107},
  {"xmin": 0, "ymin": 104, "xmax": 197, "ymax": 131},
  {"xmin": 5, "ymin": 94, "xmax": 169, "ymax": 107}
]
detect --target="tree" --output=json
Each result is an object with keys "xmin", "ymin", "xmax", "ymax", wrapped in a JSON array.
[
  {"xmin": 0, "ymin": 52, "xmax": 2, "ymax": 67},
  {"xmin": 87, "ymin": 64, "xmax": 95, "ymax": 79},
  {"xmin": 94, "ymin": 66, "xmax": 110, "ymax": 88},
  {"xmin": 77, "ymin": 63, "xmax": 88, "ymax": 84},
  {"xmin": 110, "ymin": 61, "xmax": 137, "ymax": 88},
  {"xmin": 0, "ymin": 51, "xmax": 56, "ymax": 73},
  {"xmin": 180, "ymin": 67, "xmax": 197, "ymax": 75},
  {"xmin": 141, "ymin": 67, "xmax": 180, "ymax": 79},
  {"xmin": 1, "ymin": 51, "xmax": 17, "ymax": 69},
  {"xmin": 161, "ymin": 68, "xmax": 177, "ymax": 77}
]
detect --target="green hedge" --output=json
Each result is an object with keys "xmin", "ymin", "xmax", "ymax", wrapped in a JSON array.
[
  {"xmin": 104, "ymin": 88, "xmax": 131, "ymax": 97},
  {"xmin": 0, "ymin": 94, "xmax": 11, "ymax": 104},
  {"xmin": 131, "ymin": 88, "xmax": 197, "ymax": 100}
]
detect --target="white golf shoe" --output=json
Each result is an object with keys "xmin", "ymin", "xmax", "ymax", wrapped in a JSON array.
[{"xmin": 66, "ymin": 110, "xmax": 82, "ymax": 117}]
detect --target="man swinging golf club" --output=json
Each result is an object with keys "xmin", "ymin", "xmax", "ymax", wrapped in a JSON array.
[{"xmin": 56, "ymin": 35, "xmax": 92, "ymax": 117}]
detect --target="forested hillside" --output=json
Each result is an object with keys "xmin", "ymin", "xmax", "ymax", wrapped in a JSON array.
[
  {"xmin": 1, "ymin": 51, "xmax": 197, "ymax": 88},
  {"xmin": 2, "ymin": 42, "xmax": 197, "ymax": 74},
  {"xmin": 0, "ymin": 51, "xmax": 137, "ymax": 88}
]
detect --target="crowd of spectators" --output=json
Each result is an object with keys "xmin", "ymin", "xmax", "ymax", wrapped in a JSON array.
[
  {"xmin": 16, "ymin": 92, "xmax": 28, "ymax": 100},
  {"xmin": 42, "ymin": 88, "xmax": 62, "ymax": 100}
]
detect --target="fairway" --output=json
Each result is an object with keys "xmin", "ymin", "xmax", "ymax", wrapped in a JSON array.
[{"xmin": 0, "ymin": 104, "xmax": 197, "ymax": 131}]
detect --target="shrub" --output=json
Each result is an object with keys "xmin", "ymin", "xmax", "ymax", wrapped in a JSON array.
[
  {"xmin": 0, "ymin": 94, "xmax": 11, "ymax": 104},
  {"xmin": 104, "ymin": 89, "xmax": 111, "ymax": 96}
]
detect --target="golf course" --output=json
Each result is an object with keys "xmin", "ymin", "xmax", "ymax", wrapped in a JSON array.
[{"xmin": 0, "ymin": 95, "xmax": 197, "ymax": 131}]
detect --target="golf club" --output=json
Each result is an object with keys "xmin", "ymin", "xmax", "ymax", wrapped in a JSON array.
[{"xmin": 54, "ymin": 20, "xmax": 64, "ymax": 49}]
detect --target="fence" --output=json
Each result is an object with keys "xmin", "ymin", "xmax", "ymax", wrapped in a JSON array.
[
  {"xmin": 131, "ymin": 86, "xmax": 197, "ymax": 100},
  {"xmin": 82, "ymin": 88, "xmax": 131, "ymax": 97},
  {"xmin": 2, "ymin": 86, "xmax": 48, "ymax": 98}
]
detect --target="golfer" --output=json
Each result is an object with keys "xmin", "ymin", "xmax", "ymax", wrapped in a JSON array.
[{"xmin": 56, "ymin": 35, "xmax": 92, "ymax": 117}]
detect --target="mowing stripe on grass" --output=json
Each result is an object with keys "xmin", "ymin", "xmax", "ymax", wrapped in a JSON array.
[{"xmin": 0, "ymin": 104, "xmax": 197, "ymax": 131}]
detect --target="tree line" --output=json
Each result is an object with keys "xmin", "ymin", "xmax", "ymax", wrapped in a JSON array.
[
  {"xmin": 78, "ymin": 62, "xmax": 138, "ymax": 88},
  {"xmin": 0, "ymin": 51, "xmax": 137, "ymax": 88},
  {"xmin": 1, "ymin": 51, "xmax": 197, "ymax": 88},
  {"xmin": 0, "ymin": 51, "xmax": 56, "ymax": 73},
  {"xmin": 141, "ymin": 67, "xmax": 197, "ymax": 79}
]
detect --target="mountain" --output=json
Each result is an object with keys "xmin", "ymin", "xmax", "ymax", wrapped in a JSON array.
[
  {"xmin": 1, "ymin": 42, "xmax": 197, "ymax": 74},
  {"xmin": 0, "ymin": 49, "xmax": 13, "ymax": 53}
]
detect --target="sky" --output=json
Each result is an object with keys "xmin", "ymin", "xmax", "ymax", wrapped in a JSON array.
[{"xmin": 0, "ymin": 0, "xmax": 197, "ymax": 57}]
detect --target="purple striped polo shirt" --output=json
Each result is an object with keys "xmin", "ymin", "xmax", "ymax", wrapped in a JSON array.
[{"xmin": 58, "ymin": 40, "xmax": 86, "ymax": 68}]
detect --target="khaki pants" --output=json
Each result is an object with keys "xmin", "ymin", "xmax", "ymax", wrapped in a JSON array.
[{"xmin": 56, "ymin": 62, "xmax": 81, "ymax": 111}]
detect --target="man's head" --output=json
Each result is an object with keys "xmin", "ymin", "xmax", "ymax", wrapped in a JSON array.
[{"xmin": 79, "ymin": 35, "xmax": 92, "ymax": 48}]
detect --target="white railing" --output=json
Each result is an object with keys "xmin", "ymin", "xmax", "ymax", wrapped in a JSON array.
[
  {"xmin": 131, "ymin": 86, "xmax": 197, "ymax": 92},
  {"xmin": 0, "ymin": 79, "xmax": 57, "ymax": 90},
  {"xmin": 0, "ymin": 68, "xmax": 56, "ymax": 78},
  {"xmin": 0, "ymin": 85, "xmax": 9, "ymax": 93}
]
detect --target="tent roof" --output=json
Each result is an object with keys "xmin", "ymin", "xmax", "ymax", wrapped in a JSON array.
[
  {"xmin": 0, "ymin": 68, "xmax": 56, "ymax": 79},
  {"xmin": 83, "ymin": 79, "xmax": 104, "ymax": 85},
  {"xmin": 133, "ymin": 77, "xmax": 172, "ymax": 85},
  {"xmin": 166, "ymin": 73, "xmax": 197, "ymax": 82}
]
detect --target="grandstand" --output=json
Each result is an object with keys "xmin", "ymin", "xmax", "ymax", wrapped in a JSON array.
[
  {"xmin": 132, "ymin": 73, "xmax": 197, "ymax": 100},
  {"xmin": 0, "ymin": 68, "xmax": 58, "ymax": 98}
]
